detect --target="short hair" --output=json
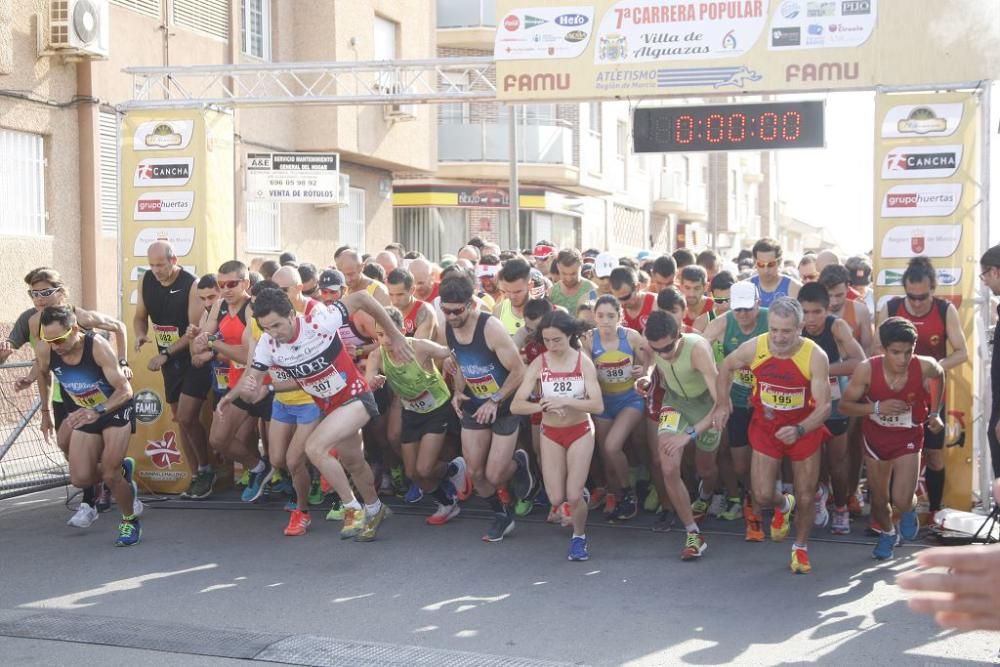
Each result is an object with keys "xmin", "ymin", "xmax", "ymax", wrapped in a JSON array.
[
  {"xmin": 902, "ymin": 256, "xmax": 937, "ymax": 289},
  {"xmin": 499, "ymin": 250, "xmax": 518, "ymax": 262},
  {"xmin": 466, "ymin": 236, "xmax": 485, "ymax": 250},
  {"xmin": 498, "ymin": 257, "xmax": 531, "ymax": 283},
  {"xmin": 441, "ymin": 264, "xmax": 476, "ymax": 285},
  {"xmin": 382, "ymin": 305, "xmax": 404, "ymax": 332},
  {"xmin": 362, "ymin": 263, "xmax": 385, "ymax": 283},
  {"xmin": 218, "ymin": 260, "xmax": 248, "ymax": 279},
  {"xmin": 250, "ymin": 287, "xmax": 294, "ymax": 319},
  {"xmin": 403, "ymin": 250, "xmax": 423, "ymax": 260},
  {"xmin": 639, "ymin": 259, "xmax": 655, "ymax": 275},
  {"xmin": 619, "ymin": 257, "xmax": 638, "ymax": 271},
  {"xmin": 524, "ymin": 297, "xmax": 554, "ymax": 321},
  {"xmin": 879, "ymin": 316, "xmax": 919, "ymax": 349},
  {"xmin": 644, "ymin": 309, "xmax": 678, "ymax": 341},
  {"xmin": 752, "ymin": 238, "xmax": 782, "ymax": 258},
  {"xmin": 259, "ymin": 260, "xmax": 280, "ymax": 280},
  {"xmin": 298, "ymin": 262, "xmax": 318, "ymax": 284},
  {"xmin": 278, "ymin": 251, "xmax": 297, "ymax": 266},
  {"xmin": 609, "ymin": 266, "xmax": 637, "ymax": 291},
  {"xmin": 696, "ymin": 249, "xmax": 719, "ymax": 269},
  {"xmin": 672, "ymin": 249, "xmax": 695, "ymax": 268},
  {"xmin": 680, "ymin": 265, "xmax": 708, "ymax": 285},
  {"xmin": 981, "ymin": 244, "xmax": 1000, "ymax": 268},
  {"xmin": 333, "ymin": 246, "xmax": 355, "ymax": 260},
  {"xmin": 439, "ymin": 275, "xmax": 474, "ymax": 304},
  {"xmin": 40, "ymin": 304, "xmax": 76, "ymax": 330},
  {"xmin": 535, "ymin": 310, "xmax": 586, "ymax": 350},
  {"xmin": 385, "ymin": 242, "xmax": 405, "ymax": 254},
  {"xmin": 768, "ymin": 296, "xmax": 803, "ymax": 326},
  {"xmin": 710, "ymin": 271, "xmax": 735, "ymax": 292},
  {"xmin": 797, "ymin": 282, "xmax": 830, "ymax": 309},
  {"xmin": 556, "ymin": 248, "xmax": 582, "ymax": 267},
  {"xmin": 248, "ymin": 271, "xmax": 261, "ymax": 287},
  {"xmin": 798, "ymin": 254, "xmax": 817, "ymax": 268},
  {"xmin": 479, "ymin": 254, "xmax": 501, "ymax": 266},
  {"xmin": 657, "ymin": 287, "xmax": 686, "ymax": 312},
  {"xmin": 386, "ymin": 268, "xmax": 414, "ymax": 290},
  {"xmin": 652, "ymin": 255, "xmax": 677, "ymax": 279},
  {"xmin": 819, "ymin": 264, "xmax": 851, "ymax": 291},
  {"xmin": 250, "ymin": 279, "xmax": 279, "ymax": 297},
  {"xmin": 594, "ymin": 294, "xmax": 621, "ymax": 315},
  {"xmin": 25, "ymin": 267, "xmax": 64, "ymax": 288},
  {"xmin": 197, "ymin": 274, "xmax": 218, "ymax": 290}
]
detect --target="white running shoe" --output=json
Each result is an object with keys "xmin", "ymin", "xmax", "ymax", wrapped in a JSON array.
[
  {"xmin": 708, "ymin": 493, "xmax": 727, "ymax": 517},
  {"xmin": 814, "ymin": 485, "xmax": 830, "ymax": 527},
  {"xmin": 426, "ymin": 502, "xmax": 461, "ymax": 526},
  {"xmin": 133, "ymin": 498, "xmax": 145, "ymax": 518},
  {"xmin": 68, "ymin": 503, "xmax": 98, "ymax": 528}
]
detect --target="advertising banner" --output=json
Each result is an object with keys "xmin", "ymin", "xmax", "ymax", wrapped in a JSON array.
[
  {"xmin": 120, "ymin": 109, "xmax": 235, "ymax": 494},
  {"xmin": 246, "ymin": 152, "xmax": 341, "ymax": 204},
  {"xmin": 495, "ymin": 0, "xmax": 1000, "ymax": 101},
  {"xmin": 872, "ymin": 91, "xmax": 980, "ymax": 510}
]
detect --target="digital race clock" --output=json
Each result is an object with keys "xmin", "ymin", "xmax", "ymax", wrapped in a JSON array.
[{"xmin": 633, "ymin": 101, "xmax": 825, "ymax": 153}]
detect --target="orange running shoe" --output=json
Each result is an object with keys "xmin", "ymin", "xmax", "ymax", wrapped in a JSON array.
[
  {"xmin": 770, "ymin": 493, "xmax": 796, "ymax": 542},
  {"xmin": 497, "ymin": 485, "xmax": 512, "ymax": 507},
  {"xmin": 847, "ymin": 491, "xmax": 863, "ymax": 517},
  {"xmin": 603, "ymin": 493, "xmax": 619, "ymax": 518},
  {"xmin": 745, "ymin": 513, "xmax": 765, "ymax": 542},
  {"xmin": 790, "ymin": 547, "xmax": 811, "ymax": 574},
  {"xmin": 680, "ymin": 532, "xmax": 707, "ymax": 560},
  {"xmin": 320, "ymin": 477, "xmax": 332, "ymax": 495},
  {"xmin": 283, "ymin": 509, "xmax": 311, "ymax": 536},
  {"xmin": 588, "ymin": 487, "xmax": 607, "ymax": 511}
]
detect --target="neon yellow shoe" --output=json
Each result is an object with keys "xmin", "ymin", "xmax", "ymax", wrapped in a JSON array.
[
  {"xmin": 355, "ymin": 504, "xmax": 391, "ymax": 542},
  {"xmin": 643, "ymin": 486, "xmax": 660, "ymax": 513},
  {"xmin": 325, "ymin": 499, "xmax": 345, "ymax": 521},
  {"xmin": 339, "ymin": 506, "xmax": 366, "ymax": 540},
  {"xmin": 236, "ymin": 469, "xmax": 250, "ymax": 487},
  {"xmin": 770, "ymin": 493, "xmax": 796, "ymax": 542},
  {"xmin": 790, "ymin": 547, "xmax": 811, "ymax": 574}
]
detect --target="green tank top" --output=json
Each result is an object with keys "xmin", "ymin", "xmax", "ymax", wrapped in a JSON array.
[
  {"xmin": 549, "ymin": 278, "xmax": 597, "ymax": 313},
  {"xmin": 496, "ymin": 299, "xmax": 524, "ymax": 335},
  {"xmin": 380, "ymin": 343, "xmax": 450, "ymax": 414},
  {"xmin": 722, "ymin": 307, "xmax": 769, "ymax": 408},
  {"xmin": 654, "ymin": 333, "xmax": 709, "ymax": 402}
]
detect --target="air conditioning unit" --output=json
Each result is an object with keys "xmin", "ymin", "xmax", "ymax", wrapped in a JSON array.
[
  {"xmin": 314, "ymin": 173, "xmax": 350, "ymax": 209},
  {"xmin": 49, "ymin": 0, "xmax": 109, "ymax": 58},
  {"xmin": 377, "ymin": 79, "xmax": 417, "ymax": 123}
]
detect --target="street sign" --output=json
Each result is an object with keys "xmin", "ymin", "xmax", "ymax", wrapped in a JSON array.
[{"xmin": 246, "ymin": 152, "xmax": 341, "ymax": 204}]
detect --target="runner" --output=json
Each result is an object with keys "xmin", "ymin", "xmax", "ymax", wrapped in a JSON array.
[
  {"xmin": 30, "ymin": 305, "xmax": 142, "ymax": 545},
  {"xmin": 637, "ymin": 310, "xmax": 720, "ymax": 560},
  {"xmin": 512, "ymin": 311, "xmax": 604, "ymax": 561},
  {"xmin": 408, "ymin": 257, "xmax": 439, "ymax": 304},
  {"xmin": 133, "ymin": 241, "xmax": 213, "ymax": 500},
  {"xmin": 385, "ymin": 268, "xmax": 437, "ymax": 340},
  {"xmin": 876, "ymin": 257, "xmax": 967, "ymax": 521},
  {"xmin": 692, "ymin": 271, "xmax": 734, "ymax": 333},
  {"xmin": 650, "ymin": 255, "xmax": 677, "ymax": 295},
  {"xmin": 713, "ymin": 297, "xmax": 832, "ymax": 574},
  {"xmin": 366, "ymin": 306, "xmax": 469, "ymax": 525},
  {"xmin": 442, "ymin": 276, "xmax": 534, "ymax": 542},
  {"xmin": 839, "ymin": 317, "xmax": 944, "ymax": 560},
  {"xmin": 476, "ymin": 254, "xmax": 503, "ymax": 307},
  {"xmin": 496, "ymin": 258, "xmax": 533, "ymax": 334},
  {"xmin": 593, "ymin": 252, "xmax": 618, "ymax": 296},
  {"xmin": 749, "ymin": 238, "xmax": 801, "ymax": 307},
  {"xmin": 549, "ymin": 249, "xmax": 599, "ymax": 314},
  {"xmin": 679, "ymin": 265, "xmax": 714, "ymax": 328},
  {"xmin": 609, "ymin": 267, "xmax": 656, "ymax": 335},
  {"xmin": 798, "ymin": 255, "xmax": 819, "ymax": 284},
  {"xmin": 588, "ymin": 295, "xmax": 648, "ymax": 521}
]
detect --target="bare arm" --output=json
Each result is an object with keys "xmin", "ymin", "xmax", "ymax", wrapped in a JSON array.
[
  {"xmin": 341, "ymin": 291, "xmax": 412, "ymax": 363},
  {"xmin": 133, "ymin": 283, "xmax": 150, "ymax": 350},
  {"xmin": 413, "ymin": 337, "xmax": 453, "ymax": 361},
  {"xmin": 855, "ymin": 301, "xmax": 875, "ymax": 356},
  {"xmin": 830, "ymin": 318, "xmax": 865, "ymax": 377},
  {"xmin": 414, "ymin": 302, "xmax": 437, "ymax": 341},
  {"xmin": 690, "ymin": 339, "xmax": 720, "ymax": 434},
  {"xmin": 91, "ymin": 336, "xmax": 134, "ymax": 413},
  {"xmin": 76, "ymin": 308, "xmax": 129, "ymax": 363},
  {"xmin": 485, "ymin": 318, "xmax": 526, "ymax": 402},
  {"xmin": 510, "ymin": 356, "xmax": 544, "ymax": 416},
  {"xmin": 799, "ymin": 348, "xmax": 832, "ymax": 432},
  {"xmin": 837, "ymin": 360, "xmax": 873, "ymax": 417},
  {"xmin": 713, "ymin": 337, "xmax": 758, "ymax": 420},
  {"xmin": 941, "ymin": 303, "xmax": 968, "ymax": 372}
]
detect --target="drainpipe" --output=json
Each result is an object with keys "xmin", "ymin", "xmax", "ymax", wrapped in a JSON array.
[{"xmin": 77, "ymin": 62, "xmax": 98, "ymax": 310}]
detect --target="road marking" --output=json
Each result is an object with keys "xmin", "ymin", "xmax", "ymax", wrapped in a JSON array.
[{"xmin": 21, "ymin": 564, "xmax": 218, "ymax": 610}]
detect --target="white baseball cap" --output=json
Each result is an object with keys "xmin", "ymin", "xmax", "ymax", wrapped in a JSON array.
[
  {"xmin": 595, "ymin": 252, "xmax": 618, "ymax": 278},
  {"xmin": 730, "ymin": 281, "xmax": 759, "ymax": 309}
]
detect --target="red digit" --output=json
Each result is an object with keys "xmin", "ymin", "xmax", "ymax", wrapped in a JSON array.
[
  {"xmin": 782, "ymin": 111, "xmax": 802, "ymax": 142},
  {"xmin": 676, "ymin": 114, "xmax": 695, "ymax": 144},
  {"xmin": 727, "ymin": 113, "xmax": 747, "ymax": 143},
  {"xmin": 760, "ymin": 112, "xmax": 778, "ymax": 142},
  {"xmin": 706, "ymin": 113, "xmax": 725, "ymax": 144}
]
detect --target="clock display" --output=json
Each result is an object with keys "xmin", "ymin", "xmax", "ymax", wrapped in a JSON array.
[{"xmin": 633, "ymin": 101, "xmax": 825, "ymax": 153}]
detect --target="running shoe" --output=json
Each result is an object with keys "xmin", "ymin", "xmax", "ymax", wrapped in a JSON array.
[
  {"xmin": 496, "ymin": 485, "xmax": 512, "ymax": 507},
  {"xmin": 611, "ymin": 493, "xmax": 638, "ymax": 521},
  {"xmin": 814, "ymin": 485, "xmax": 830, "ymax": 527},
  {"xmin": 831, "ymin": 508, "xmax": 850, "ymax": 535},
  {"xmin": 390, "ymin": 465, "xmax": 407, "ymax": 497},
  {"xmin": 283, "ymin": 509, "xmax": 311, "ymax": 536},
  {"xmin": 745, "ymin": 513, "xmax": 765, "ymax": 542},
  {"xmin": 340, "ymin": 507, "xmax": 366, "ymax": 539},
  {"xmin": 546, "ymin": 506, "xmax": 562, "ymax": 524},
  {"xmin": 96, "ymin": 483, "xmax": 111, "ymax": 513},
  {"xmin": 285, "ymin": 500, "xmax": 297, "ymax": 512},
  {"xmin": 691, "ymin": 497, "xmax": 710, "ymax": 522},
  {"xmin": 511, "ymin": 450, "xmax": 535, "ymax": 500},
  {"xmin": 308, "ymin": 479, "xmax": 324, "ymax": 506},
  {"xmin": 770, "ymin": 493, "xmax": 796, "ymax": 542},
  {"xmin": 378, "ymin": 471, "xmax": 394, "ymax": 497},
  {"xmin": 448, "ymin": 456, "xmax": 472, "ymax": 501},
  {"xmin": 652, "ymin": 510, "xmax": 675, "ymax": 533},
  {"xmin": 236, "ymin": 469, "xmax": 250, "ymax": 488},
  {"xmin": 567, "ymin": 536, "xmax": 590, "ymax": 562},
  {"xmin": 899, "ymin": 510, "xmax": 919, "ymax": 541},
  {"xmin": 270, "ymin": 470, "xmax": 293, "ymax": 496},
  {"xmin": 708, "ymin": 493, "xmax": 727, "ymax": 518},
  {"xmin": 534, "ymin": 486, "xmax": 550, "ymax": 507},
  {"xmin": 642, "ymin": 486, "xmax": 660, "ymax": 513},
  {"xmin": 355, "ymin": 504, "xmax": 391, "ymax": 542},
  {"xmin": 872, "ymin": 531, "xmax": 896, "ymax": 560},
  {"xmin": 115, "ymin": 518, "xmax": 141, "ymax": 547},
  {"xmin": 426, "ymin": 502, "xmax": 460, "ymax": 526},
  {"xmin": 743, "ymin": 495, "xmax": 754, "ymax": 520},
  {"xmin": 680, "ymin": 532, "xmax": 706, "ymax": 560},
  {"xmin": 865, "ymin": 519, "xmax": 884, "ymax": 537},
  {"xmin": 603, "ymin": 492, "xmax": 618, "ymax": 518},
  {"xmin": 718, "ymin": 497, "xmax": 743, "ymax": 521},
  {"xmin": 847, "ymin": 490, "xmax": 864, "ymax": 517},
  {"xmin": 67, "ymin": 503, "xmax": 98, "ymax": 528},
  {"xmin": 325, "ymin": 499, "xmax": 345, "ymax": 521},
  {"xmin": 514, "ymin": 498, "xmax": 534, "ymax": 517},
  {"xmin": 186, "ymin": 470, "xmax": 216, "ymax": 500},
  {"xmin": 790, "ymin": 547, "xmax": 811, "ymax": 574},
  {"xmin": 320, "ymin": 476, "xmax": 333, "ymax": 496},
  {"xmin": 559, "ymin": 502, "xmax": 573, "ymax": 528},
  {"xmin": 404, "ymin": 482, "xmax": 424, "ymax": 504},
  {"xmin": 122, "ymin": 457, "xmax": 143, "ymax": 517},
  {"xmin": 483, "ymin": 512, "xmax": 515, "ymax": 542},
  {"xmin": 241, "ymin": 460, "xmax": 274, "ymax": 503},
  {"xmin": 588, "ymin": 487, "xmax": 607, "ymax": 511}
]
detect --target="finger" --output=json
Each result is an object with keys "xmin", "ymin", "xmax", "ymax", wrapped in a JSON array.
[
  {"xmin": 907, "ymin": 593, "xmax": 996, "ymax": 616},
  {"xmin": 914, "ymin": 547, "xmax": 994, "ymax": 573},
  {"xmin": 897, "ymin": 571, "xmax": 988, "ymax": 594},
  {"xmin": 934, "ymin": 611, "xmax": 1000, "ymax": 632}
]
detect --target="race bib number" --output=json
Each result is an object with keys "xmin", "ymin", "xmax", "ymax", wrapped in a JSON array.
[
  {"xmin": 599, "ymin": 365, "xmax": 629, "ymax": 385},
  {"xmin": 760, "ymin": 383, "xmax": 805, "ymax": 411},
  {"xmin": 734, "ymin": 368, "xmax": 754, "ymax": 388},
  {"xmin": 152, "ymin": 325, "xmax": 180, "ymax": 350},
  {"xmin": 466, "ymin": 374, "xmax": 500, "ymax": 398},
  {"xmin": 658, "ymin": 407, "xmax": 682, "ymax": 434},
  {"xmin": 214, "ymin": 366, "xmax": 231, "ymax": 391},
  {"xmin": 401, "ymin": 390, "xmax": 437, "ymax": 414},
  {"xmin": 69, "ymin": 386, "xmax": 108, "ymax": 409},
  {"xmin": 300, "ymin": 368, "xmax": 347, "ymax": 399},
  {"xmin": 870, "ymin": 410, "xmax": 913, "ymax": 428},
  {"xmin": 542, "ymin": 378, "xmax": 585, "ymax": 399},
  {"xmin": 829, "ymin": 377, "xmax": 842, "ymax": 401}
]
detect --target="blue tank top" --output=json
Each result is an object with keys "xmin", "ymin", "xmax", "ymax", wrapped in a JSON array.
[
  {"xmin": 750, "ymin": 275, "xmax": 791, "ymax": 308},
  {"xmin": 591, "ymin": 327, "xmax": 637, "ymax": 395},
  {"xmin": 446, "ymin": 312, "xmax": 510, "ymax": 408},
  {"xmin": 50, "ymin": 332, "xmax": 115, "ymax": 410}
]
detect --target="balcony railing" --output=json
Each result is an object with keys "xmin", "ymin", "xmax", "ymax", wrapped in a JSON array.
[
  {"xmin": 438, "ymin": 0, "xmax": 496, "ymax": 28},
  {"xmin": 657, "ymin": 171, "xmax": 708, "ymax": 215},
  {"xmin": 438, "ymin": 121, "xmax": 573, "ymax": 165}
]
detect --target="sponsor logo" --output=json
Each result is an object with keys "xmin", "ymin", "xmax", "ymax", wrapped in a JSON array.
[
  {"xmin": 808, "ymin": 24, "xmax": 823, "ymax": 35},
  {"xmin": 807, "ymin": 1, "xmax": 836, "ymax": 16},
  {"xmin": 882, "ymin": 145, "xmax": 963, "ymax": 179},
  {"xmin": 882, "ymin": 104, "xmax": 963, "ymax": 138},
  {"xmin": 504, "ymin": 14, "xmax": 520, "ymax": 31},
  {"xmin": 134, "ymin": 158, "xmax": 194, "ymax": 187},
  {"xmin": 881, "ymin": 183, "xmax": 962, "ymax": 218},
  {"xmin": 502, "ymin": 72, "xmax": 571, "ymax": 92},
  {"xmin": 565, "ymin": 30, "xmax": 587, "ymax": 42},
  {"xmin": 134, "ymin": 191, "xmax": 195, "ymax": 221},
  {"xmin": 876, "ymin": 268, "xmax": 960, "ymax": 287},
  {"xmin": 879, "ymin": 224, "xmax": 962, "ymax": 259},
  {"xmin": 524, "ymin": 15, "xmax": 547, "ymax": 29},
  {"xmin": 842, "ymin": 0, "xmax": 872, "ymax": 15},
  {"xmin": 134, "ymin": 227, "xmax": 196, "ymax": 257},
  {"xmin": 781, "ymin": 1, "xmax": 801, "ymax": 18},
  {"xmin": 133, "ymin": 120, "xmax": 194, "ymax": 151},
  {"xmin": 134, "ymin": 389, "xmax": 163, "ymax": 424},
  {"xmin": 555, "ymin": 13, "xmax": 588, "ymax": 27},
  {"xmin": 722, "ymin": 30, "xmax": 738, "ymax": 50},
  {"xmin": 827, "ymin": 23, "xmax": 864, "ymax": 33},
  {"xmin": 772, "ymin": 27, "xmax": 801, "ymax": 46},
  {"xmin": 145, "ymin": 430, "xmax": 182, "ymax": 469},
  {"xmin": 786, "ymin": 61, "xmax": 859, "ymax": 81}
]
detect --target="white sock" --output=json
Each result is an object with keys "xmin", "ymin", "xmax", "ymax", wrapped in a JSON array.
[
  {"xmin": 685, "ymin": 523, "xmax": 700, "ymax": 533},
  {"xmin": 780, "ymin": 495, "xmax": 792, "ymax": 513},
  {"xmin": 250, "ymin": 460, "xmax": 265, "ymax": 474},
  {"xmin": 365, "ymin": 499, "xmax": 383, "ymax": 516},
  {"xmin": 344, "ymin": 498, "xmax": 362, "ymax": 510},
  {"xmin": 793, "ymin": 543, "xmax": 808, "ymax": 552},
  {"xmin": 198, "ymin": 464, "xmax": 212, "ymax": 473},
  {"xmin": 573, "ymin": 534, "xmax": 586, "ymax": 540}
]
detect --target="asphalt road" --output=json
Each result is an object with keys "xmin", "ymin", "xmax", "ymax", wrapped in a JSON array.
[{"xmin": 1, "ymin": 487, "xmax": 997, "ymax": 666}]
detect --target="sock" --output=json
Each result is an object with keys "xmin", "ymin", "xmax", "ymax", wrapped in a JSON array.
[
  {"xmin": 835, "ymin": 505, "xmax": 847, "ymax": 512},
  {"xmin": 82, "ymin": 486, "xmax": 95, "ymax": 506},
  {"xmin": 250, "ymin": 459, "xmax": 266, "ymax": 474},
  {"xmin": 925, "ymin": 468, "xmax": 945, "ymax": 511},
  {"xmin": 699, "ymin": 489, "xmax": 713, "ymax": 501},
  {"xmin": 573, "ymin": 533, "xmax": 586, "ymax": 540},
  {"xmin": 685, "ymin": 522, "xmax": 700, "ymax": 533},
  {"xmin": 122, "ymin": 514, "xmax": 135, "ymax": 522},
  {"xmin": 883, "ymin": 526, "xmax": 897, "ymax": 536},
  {"xmin": 344, "ymin": 498, "xmax": 362, "ymax": 511},
  {"xmin": 793, "ymin": 543, "xmax": 808, "ymax": 552},
  {"xmin": 365, "ymin": 499, "xmax": 383, "ymax": 516},
  {"xmin": 198, "ymin": 464, "xmax": 212, "ymax": 473},
  {"xmin": 431, "ymin": 486, "xmax": 454, "ymax": 506},
  {"xmin": 487, "ymin": 493, "xmax": 506, "ymax": 514},
  {"xmin": 779, "ymin": 495, "xmax": 792, "ymax": 514}
]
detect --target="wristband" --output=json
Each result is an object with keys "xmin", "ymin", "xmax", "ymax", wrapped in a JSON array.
[
  {"xmin": 873, "ymin": 400, "xmax": 880, "ymax": 416},
  {"xmin": 795, "ymin": 424, "xmax": 806, "ymax": 438}
]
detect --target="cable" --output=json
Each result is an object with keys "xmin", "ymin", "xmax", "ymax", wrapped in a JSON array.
[{"xmin": 0, "ymin": 89, "xmax": 101, "ymax": 109}]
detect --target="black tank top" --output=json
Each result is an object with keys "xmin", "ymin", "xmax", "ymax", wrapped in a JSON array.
[
  {"xmin": 803, "ymin": 315, "xmax": 840, "ymax": 364},
  {"xmin": 446, "ymin": 312, "xmax": 511, "ymax": 409},
  {"xmin": 142, "ymin": 269, "xmax": 195, "ymax": 355},
  {"xmin": 50, "ymin": 333, "xmax": 115, "ymax": 409}
]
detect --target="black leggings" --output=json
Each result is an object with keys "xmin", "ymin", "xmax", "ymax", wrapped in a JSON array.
[{"xmin": 989, "ymin": 400, "xmax": 1000, "ymax": 479}]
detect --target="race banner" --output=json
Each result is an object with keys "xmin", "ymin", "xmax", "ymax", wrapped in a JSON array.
[
  {"xmin": 495, "ymin": 0, "xmax": 1000, "ymax": 101},
  {"xmin": 872, "ymin": 91, "xmax": 980, "ymax": 510},
  {"xmin": 120, "ymin": 109, "xmax": 235, "ymax": 494}
]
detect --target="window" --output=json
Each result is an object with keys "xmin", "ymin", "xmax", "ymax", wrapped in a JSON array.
[
  {"xmin": 99, "ymin": 111, "xmax": 119, "ymax": 236},
  {"xmin": 374, "ymin": 16, "xmax": 398, "ymax": 60},
  {"xmin": 0, "ymin": 129, "xmax": 46, "ymax": 237},
  {"xmin": 616, "ymin": 121, "xmax": 628, "ymax": 160},
  {"xmin": 111, "ymin": 0, "xmax": 160, "ymax": 18},
  {"xmin": 588, "ymin": 102, "xmax": 602, "ymax": 134},
  {"xmin": 247, "ymin": 201, "xmax": 280, "ymax": 252},
  {"xmin": 339, "ymin": 187, "xmax": 366, "ymax": 251},
  {"xmin": 174, "ymin": 0, "xmax": 230, "ymax": 41},
  {"xmin": 241, "ymin": 0, "xmax": 270, "ymax": 59}
]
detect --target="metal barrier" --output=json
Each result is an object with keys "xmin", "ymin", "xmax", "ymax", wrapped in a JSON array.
[{"xmin": 0, "ymin": 362, "xmax": 68, "ymax": 499}]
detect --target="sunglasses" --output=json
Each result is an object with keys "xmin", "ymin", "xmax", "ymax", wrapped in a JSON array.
[
  {"xmin": 302, "ymin": 286, "xmax": 317, "ymax": 297},
  {"xmin": 905, "ymin": 292, "xmax": 931, "ymax": 302},
  {"xmin": 617, "ymin": 290, "xmax": 635, "ymax": 303},
  {"xmin": 40, "ymin": 327, "xmax": 73, "ymax": 344},
  {"xmin": 980, "ymin": 267, "xmax": 998, "ymax": 280},
  {"xmin": 650, "ymin": 339, "xmax": 678, "ymax": 355},
  {"xmin": 217, "ymin": 279, "xmax": 243, "ymax": 289},
  {"xmin": 441, "ymin": 304, "xmax": 468, "ymax": 316},
  {"xmin": 28, "ymin": 287, "xmax": 61, "ymax": 298},
  {"xmin": 755, "ymin": 260, "xmax": 780, "ymax": 269},
  {"xmin": 713, "ymin": 297, "xmax": 731, "ymax": 305}
]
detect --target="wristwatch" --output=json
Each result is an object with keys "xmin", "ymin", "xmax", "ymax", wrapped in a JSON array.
[
  {"xmin": 795, "ymin": 424, "xmax": 806, "ymax": 438},
  {"xmin": 489, "ymin": 393, "xmax": 503, "ymax": 404},
  {"xmin": 94, "ymin": 404, "xmax": 107, "ymax": 415},
  {"xmin": 684, "ymin": 426, "xmax": 697, "ymax": 439},
  {"xmin": 118, "ymin": 359, "xmax": 129, "ymax": 367}
]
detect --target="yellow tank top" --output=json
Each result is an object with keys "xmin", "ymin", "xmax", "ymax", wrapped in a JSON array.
[{"xmin": 497, "ymin": 299, "xmax": 524, "ymax": 336}]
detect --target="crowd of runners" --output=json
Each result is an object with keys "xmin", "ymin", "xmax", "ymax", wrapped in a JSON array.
[{"xmin": 4, "ymin": 233, "xmax": 994, "ymax": 574}]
